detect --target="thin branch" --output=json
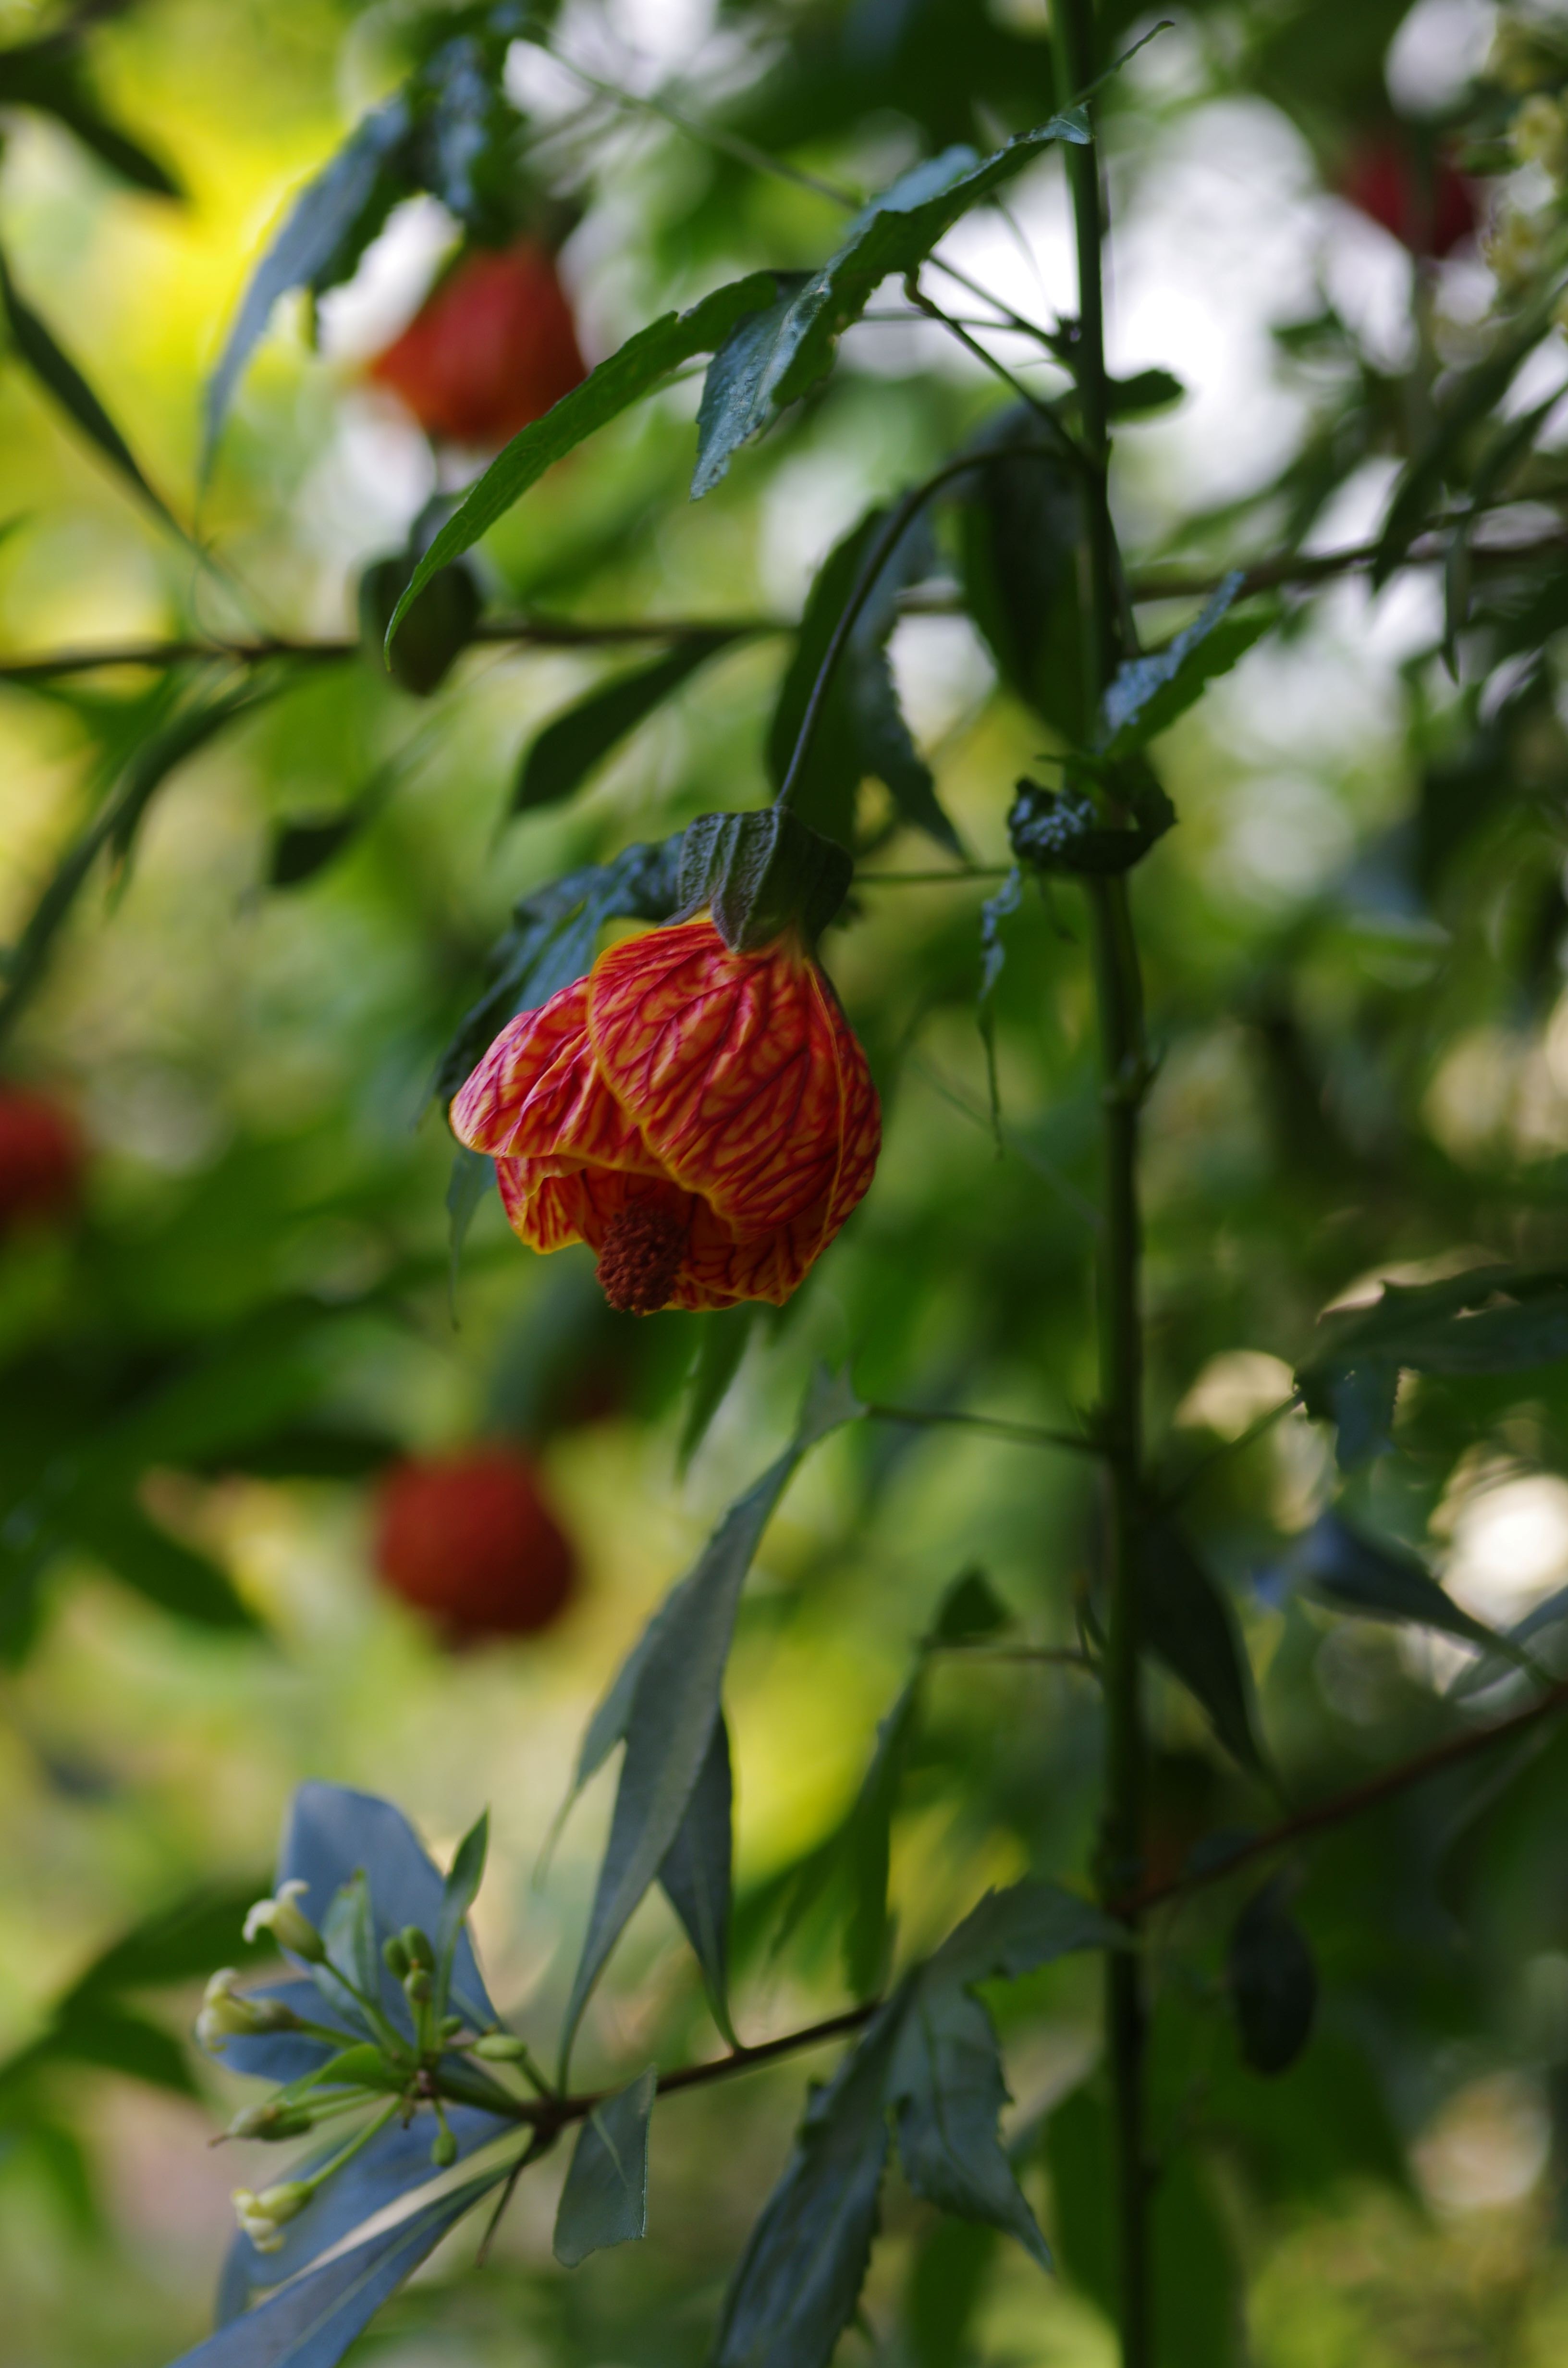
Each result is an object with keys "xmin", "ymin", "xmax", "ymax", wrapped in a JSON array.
[
  {"xmin": 864, "ymin": 1400, "xmax": 1101, "ymax": 1455},
  {"xmin": 854, "ymin": 866, "xmax": 1013, "ymax": 884},
  {"xmin": 444, "ymin": 1677, "xmax": 1568, "ymax": 2140},
  {"xmin": 0, "ymin": 616, "xmax": 786, "ymax": 683},
  {"xmin": 1122, "ymin": 1676, "xmax": 1568, "ymax": 1918},
  {"xmin": 9, "ymin": 520, "xmax": 1565, "ymax": 683},
  {"xmin": 1132, "ymin": 522, "xmax": 1568, "ymax": 605}
]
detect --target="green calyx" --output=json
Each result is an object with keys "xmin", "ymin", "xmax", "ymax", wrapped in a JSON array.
[{"xmin": 677, "ymin": 807, "xmax": 852, "ymax": 953}]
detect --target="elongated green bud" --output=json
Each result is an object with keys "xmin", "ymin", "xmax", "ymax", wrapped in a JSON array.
[
  {"xmin": 401, "ymin": 1926, "xmax": 435, "ymax": 1972},
  {"xmin": 471, "ymin": 2031, "xmax": 527, "ymax": 2062},
  {"xmin": 382, "ymin": 1936, "xmax": 410, "ymax": 1980}
]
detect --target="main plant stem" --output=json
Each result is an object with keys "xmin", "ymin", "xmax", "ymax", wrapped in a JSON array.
[{"xmin": 1056, "ymin": 0, "xmax": 1152, "ymax": 2359}]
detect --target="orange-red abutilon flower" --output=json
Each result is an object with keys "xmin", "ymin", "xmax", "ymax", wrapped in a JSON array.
[{"xmin": 450, "ymin": 918, "xmax": 880, "ymax": 1313}]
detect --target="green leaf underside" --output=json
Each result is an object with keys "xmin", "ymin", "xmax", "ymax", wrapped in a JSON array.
[
  {"xmin": 560, "ymin": 1369, "xmax": 862, "ymax": 2071},
  {"xmin": 513, "ymin": 635, "xmax": 740, "ymax": 815},
  {"xmin": 692, "ymin": 121, "xmax": 1090, "ymax": 497},
  {"xmin": 717, "ymin": 1880, "xmax": 1116, "ymax": 2367},
  {"xmin": 1141, "ymin": 1524, "xmax": 1267, "ymax": 1777},
  {"xmin": 388, "ymin": 274, "xmax": 780, "ymax": 644},
  {"xmin": 554, "ymin": 2066, "xmax": 658, "ymax": 2267},
  {"xmin": 0, "ymin": 243, "xmax": 182, "ymax": 537}
]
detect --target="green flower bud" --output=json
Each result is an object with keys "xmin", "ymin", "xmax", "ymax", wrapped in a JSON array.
[
  {"xmin": 382, "ymin": 1935, "xmax": 410, "ymax": 1980},
  {"xmin": 430, "ymin": 2127, "xmax": 458, "ymax": 2168},
  {"xmin": 242, "ymin": 1880, "xmax": 325, "ymax": 1963},
  {"xmin": 231, "ymin": 2180, "xmax": 311, "ymax": 2253},
  {"xmin": 229, "ymin": 2100, "xmax": 316, "ymax": 2141},
  {"xmin": 470, "ymin": 2031, "xmax": 527, "ymax": 2062},
  {"xmin": 400, "ymin": 1925, "xmax": 435, "ymax": 1972},
  {"xmin": 440, "ymin": 2014, "xmax": 464, "ymax": 2039},
  {"xmin": 195, "ymin": 1969, "xmax": 303, "ymax": 2053},
  {"xmin": 404, "ymin": 1967, "xmax": 433, "ymax": 2003}
]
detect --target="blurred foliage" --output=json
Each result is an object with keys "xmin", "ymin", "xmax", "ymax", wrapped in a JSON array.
[{"xmin": 8, "ymin": 0, "xmax": 1568, "ymax": 2363}]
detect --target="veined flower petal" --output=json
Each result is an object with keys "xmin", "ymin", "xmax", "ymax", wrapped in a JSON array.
[
  {"xmin": 452, "ymin": 913, "xmax": 879, "ymax": 1314},
  {"xmin": 587, "ymin": 921, "xmax": 855, "ymax": 1234}
]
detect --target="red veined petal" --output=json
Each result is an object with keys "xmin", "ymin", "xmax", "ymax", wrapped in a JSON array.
[{"xmin": 587, "ymin": 920, "xmax": 864, "ymax": 1235}]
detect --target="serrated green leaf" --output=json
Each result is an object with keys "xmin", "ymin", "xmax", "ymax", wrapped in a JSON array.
[
  {"xmin": 554, "ymin": 2066, "xmax": 657, "ymax": 2267},
  {"xmin": 713, "ymin": 2002, "xmax": 901, "ymax": 2368},
  {"xmin": 387, "ymin": 273, "xmax": 781, "ymax": 644},
  {"xmin": 1098, "ymin": 574, "xmax": 1273, "ymax": 758},
  {"xmin": 559, "ymin": 1369, "xmax": 864, "ymax": 2070},
  {"xmin": 691, "ymin": 121, "xmax": 1089, "ymax": 494}
]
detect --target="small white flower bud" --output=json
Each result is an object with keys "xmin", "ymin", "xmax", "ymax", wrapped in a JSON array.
[
  {"xmin": 195, "ymin": 1969, "xmax": 302, "ymax": 2053},
  {"xmin": 242, "ymin": 1879, "xmax": 325, "ymax": 1962}
]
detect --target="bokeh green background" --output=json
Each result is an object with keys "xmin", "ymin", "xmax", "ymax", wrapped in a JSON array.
[{"xmin": 6, "ymin": 0, "xmax": 1568, "ymax": 2362}]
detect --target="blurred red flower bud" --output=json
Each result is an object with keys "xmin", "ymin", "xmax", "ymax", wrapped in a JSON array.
[
  {"xmin": 1339, "ymin": 135, "xmax": 1477, "ymax": 258},
  {"xmin": 450, "ymin": 917, "xmax": 880, "ymax": 1315},
  {"xmin": 0, "ymin": 1085, "xmax": 84, "ymax": 1237},
  {"xmin": 368, "ymin": 237, "xmax": 586, "ymax": 448},
  {"xmin": 372, "ymin": 1447, "xmax": 577, "ymax": 1640}
]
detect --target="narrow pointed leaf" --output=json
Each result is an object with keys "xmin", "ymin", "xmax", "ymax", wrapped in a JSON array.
[
  {"xmin": 0, "ymin": 243, "xmax": 182, "ymax": 537},
  {"xmin": 559, "ymin": 1370, "xmax": 862, "ymax": 2067},
  {"xmin": 512, "ymin": 634, "xmax": 742, "ymax": 816},
  {"xmin": 1140, "ymin": 1523, "xmax": 1267, "ymax": 1777},
  {"xmin": 1227, "ymin": 1877, "xmax": 1317, "ymax": 2075},
  {"xmin": 175, "ymin": 2165, "xmax": 509, "ymax": 2368},
  {"xmin": 553, "ymin": 2066, "xmax": 657, "ymax": 2267},
  {"xmin": 434, "ymin": 1809, "xmax": 488, "ymax": 2026},
  {"xmin": 203, "ymin": 98, "xmax": 412, "ymax": 469},
  {"xmin": 692, "ymin": 121, "xmax": 1089, "ymax": 493},
  {"xmin": 676, "ymin": 1306, "xmax": 758, "ymax": 1475},
  {"xmin": 60, "ymin": 1492, "xmax": 257, "ymax": 1631},
  {"xmin": 386, "ymin": 274, "xmax": 780, "ymax": 645},
  {"xmin": 1279, "ymin": 1510, "xmax": 1519, "ymax": 1661},
  {"xmin": 658, "ymin": 1713, "xmax": 736, "ymax": 2040},
  {"xmin": 1098, "ymin": 574, "xmax": 1273, "ymax": 757},
  {"xmin": 713, "ymin": 2003, "xmax": 901, "ymax": 2368}
]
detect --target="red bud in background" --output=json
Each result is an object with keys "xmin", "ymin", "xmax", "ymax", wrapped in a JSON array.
[
  {"xmin": 1339, "ymin": 134, "xmax": 1477, "ymax": 258},
  {"xmin": 368, "ymin": 237, "xmax": 586, "ymax": 448},
  {"xmin": 0, "ymin": 1085, "xmax": 85, "ymax": 1237},
  {"xmin": 372, "ymin": 1447, "xmax": 577, "ymax": 1640}
]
